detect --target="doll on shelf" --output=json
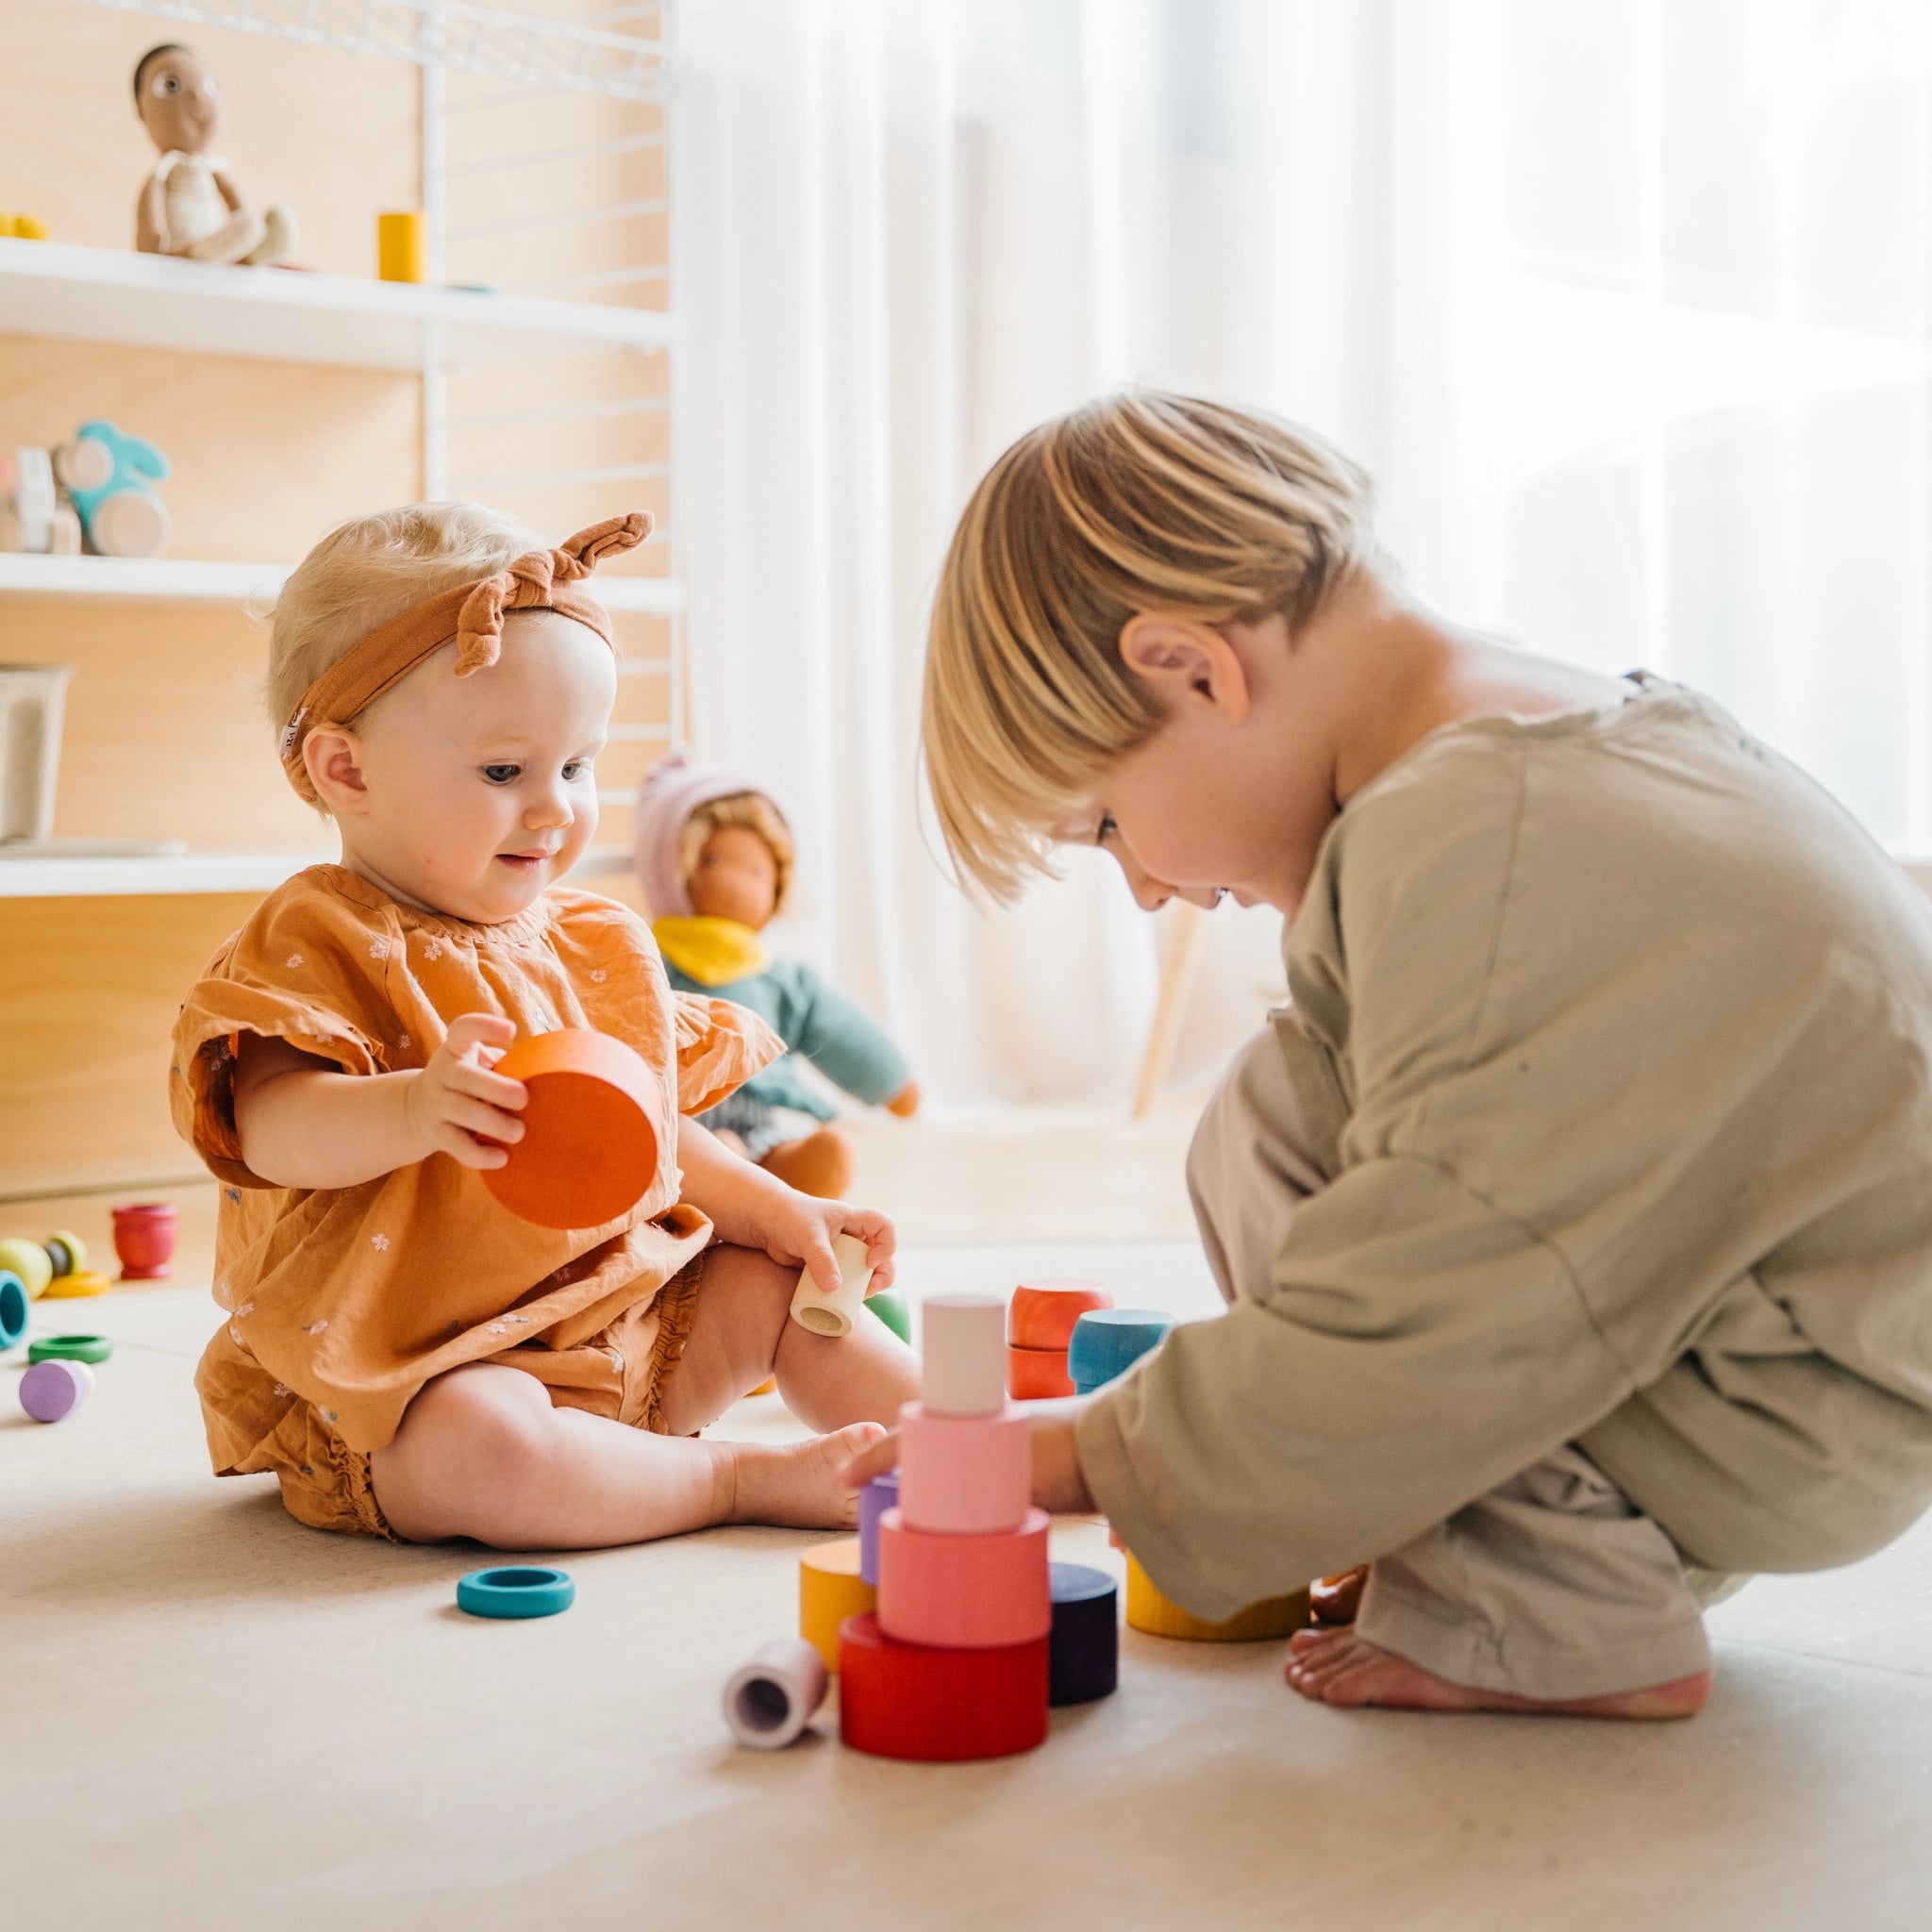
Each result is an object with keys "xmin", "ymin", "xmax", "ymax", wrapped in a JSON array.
[
  {"xmin": 634, "ymin": 754, "xmax": 919, "ymax": 1199},
  {"xmin": 132, "ymin": 43, "xmax": 295, "ymax": 267}
]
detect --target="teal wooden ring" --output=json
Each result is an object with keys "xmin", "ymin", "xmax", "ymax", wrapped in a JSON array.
[
  {"xmin": 0, "ymin": 1273, "xmax": 26, "ymax": 1351},
  {"xmin": 456, "ymin": 1565, "xmax": 575, "ymax": 1619},
  {"xmin": 28, "ymin": 1334, "xmax": 112, "ymax": 1365}
]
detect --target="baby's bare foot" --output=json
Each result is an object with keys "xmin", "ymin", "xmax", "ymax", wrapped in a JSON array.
[
  {"xmin": 730, "ymin": 1423, "xmax": 889, "ymax": 1530},
  {"xmin": 1284, "ymin": 1626, "xmax": 1709, "ymax": 1720}
]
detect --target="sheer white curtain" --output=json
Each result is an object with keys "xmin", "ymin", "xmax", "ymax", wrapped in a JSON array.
[{"xmin": 673, "ymin": 0, "xmax": 1932, "ymax": 1107}]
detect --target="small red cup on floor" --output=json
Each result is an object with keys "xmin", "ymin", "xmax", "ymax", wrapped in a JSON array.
[{"xmin": 112, "ymin": 1202, "xmax": 177, "ymax": 1280}]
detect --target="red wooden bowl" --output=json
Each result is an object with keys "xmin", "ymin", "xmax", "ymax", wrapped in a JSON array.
[{"xmin": 481, "ymin": 1029, "xmax": 662, "ymax": 1231}]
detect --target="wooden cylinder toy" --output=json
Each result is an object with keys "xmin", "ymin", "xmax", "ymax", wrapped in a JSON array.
[
  {"xmin": 1123, "ymin": 1553, "xmax": 1310, "ymax": 1641},
  {"xmin": 798, "ymin": 1536, "xmax": 875, "ymax": 1671},
  {"xmin": 1008, "ymin": 1277, "xmax": 1112, "ymax": 1350},
  {"xmin": 722, "ymin": 1636, "xmax": 828, "ymax": 1751},
  {"xmin": 790, "ymin": 1232, "xmax": 872, "ymax": 1338},
  {"xmin": 0, "ymin": 1271, "xmax": 27, "ymax": 1350},
  {"xmin": 858, "ymin": 1470, "xmax": 898, "ymax": 1585},
  {"xmin": 1049, "ymin": 1561, "xmax": 1119, "ymax": 1707},
  {"xmin": 43, "ymin": 1230, "xmax": 85, "ymax": 1279},
  {"xmin": 111, "ymin": 1202, "xmax": 176, "ymax": 1280},
  {"xmin": 1007, "ymin": 1343, "xmax": 1073, "ymax": 1400},
  {"xmin": 838, "ymin": 1612, "xmax": 1049, "ymax": 1762},
  {"xmin": 876, "ymin": 1506, "xmax": 1051, "ymax": 1649},
  {"xmin": 20, "ymin": 1357, "xmax": 93, "ymax": 1424},
  {"xmin": 0, "ymin": 1237, "xmax": 52, "ymax": 1301},
  {"xmin": 896, "ymin": 1401, "xmax": 1031, "ymax": 1536},
  {"xmin": 920, "ymin": 1292, "xmax": 1007, "ymax": 1416},
  {"xmin": 42, "ymin": 1270, "xmax": 109, "ymax": 1299},
  {"xmin": 1067, "ymin": 1308, "xmax": 1177, "ymax": 1394},
  {"xmin": 482, "ymin": 1028, "xmax": 662, "ymax": 1231},
  {"xmin": 377, "ymin": 209, "xmax": 426, "ymax": 282}
]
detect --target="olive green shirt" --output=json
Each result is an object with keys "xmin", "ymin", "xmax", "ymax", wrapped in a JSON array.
[{"xmin": 1077, "ymin": 678, "xmax": 1932, "ymax": 1619}]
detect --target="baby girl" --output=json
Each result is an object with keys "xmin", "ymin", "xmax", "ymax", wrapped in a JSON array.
[{"xmin": 172, "ymin": 504, "xmax": 919, "ymax": 1546}]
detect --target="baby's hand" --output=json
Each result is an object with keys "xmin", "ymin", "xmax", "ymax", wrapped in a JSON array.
[
  {"xmin": 754, "ymin": 1195, "xmax": 897, "ymax": 1298},
  {"xmin": 403, "ymin": 1012, "xmax": 527, "ymax": 1169}
]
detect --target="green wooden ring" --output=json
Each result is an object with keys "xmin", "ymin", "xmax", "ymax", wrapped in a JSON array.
[
  {"xmin": 864, "ymin": 1289, "xmax": 912, "ymax": 1344},
  {"xmin": 27, "ymin": 1334, "xmax": 113, "ymax": 1365}
]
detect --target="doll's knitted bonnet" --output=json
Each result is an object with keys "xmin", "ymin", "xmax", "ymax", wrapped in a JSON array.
[{"xmin": 633, "ymin": 750, "xmax": 786, "ymax": 918}]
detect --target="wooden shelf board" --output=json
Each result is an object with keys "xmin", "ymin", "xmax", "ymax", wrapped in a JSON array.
[
  {"xmin": 0, "ymin": 238, "xmax": 675, "ymax": 372},
  {"xmin": 0, "ymin": 552, "xmax": 683, "ymax": 612}
]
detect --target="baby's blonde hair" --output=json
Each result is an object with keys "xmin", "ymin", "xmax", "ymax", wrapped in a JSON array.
[
  {"xmin": 265, "ymin": 501, "xmax": 543, "ymax": 737},
  {"xmin": 922, "ymin": 391, "xmax": 1381, "ymax": 901},
  {"xmin": 680, "ymin": 791, "xmax": 795, "ymax": 917}
]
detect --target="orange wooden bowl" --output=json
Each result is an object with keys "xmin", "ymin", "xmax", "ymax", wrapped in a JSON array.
[
  {"xmin": 1008, "ymin": 1277, "xmax": 1113, "ymax": 1351},
  {"xmin": 481, "ymin": 1028, "xmax": 662, "ymax": 1230}
]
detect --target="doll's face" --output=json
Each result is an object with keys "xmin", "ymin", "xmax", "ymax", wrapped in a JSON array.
[
  {"xmin": 689, "ymin": 824, "xmax": 779, "ymax": 928},
  {"xmin": 137, "ymin": 48, "xmax": 223, "ymax": 156}
]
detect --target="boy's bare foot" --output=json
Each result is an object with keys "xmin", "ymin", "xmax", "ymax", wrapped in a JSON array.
[
  {"xmin": 729, "ymin": 1423, "xmax": 888, "ymax": 1529},
  {"xmin": 1284, "ymin": 1626, "xmax": 1710, "ymax": 1720}
]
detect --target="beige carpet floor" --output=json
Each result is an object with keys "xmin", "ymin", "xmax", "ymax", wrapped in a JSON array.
[{"xmin": 8, "ymin": 1201, "xmax": 1932, "ymax": 1926}]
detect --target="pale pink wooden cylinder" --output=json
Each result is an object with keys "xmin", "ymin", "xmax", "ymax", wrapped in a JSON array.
[
  {"xmin": 875, "ymin": 1507, "xmax": 1052, "ymax": 1649},
  {"xmin": 895, "ymin": 1400, "xmax": 1031, "ymax": 1536}
]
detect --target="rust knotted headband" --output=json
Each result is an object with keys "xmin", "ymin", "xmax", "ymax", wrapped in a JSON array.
[{"xmin": 279, "ymin": 509, "xmax": 652, "ymax": 807}]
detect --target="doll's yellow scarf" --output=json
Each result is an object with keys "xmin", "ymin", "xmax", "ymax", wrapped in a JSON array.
[{"xmin": 652, "ymin": 915, "xmax": 768, "ymax": 988}]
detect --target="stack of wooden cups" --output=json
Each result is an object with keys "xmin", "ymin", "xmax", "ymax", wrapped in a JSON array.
[
  {"xmin": 1005, "ymin": 1277, "xmax": 1113, "ymax": 1398},
  {"xmin": 839, "ymin": 1294, "xmax": 1054, "ymax": 1760}
]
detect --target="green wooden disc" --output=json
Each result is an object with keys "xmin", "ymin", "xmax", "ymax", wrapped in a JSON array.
[
  {"xmin": 27, "ymin": 1334, "xmax": 112, "ymax": 1365},
  {"xmin": 864, "ymin": 1289, "xmax": 911, "ymax": 1344}
]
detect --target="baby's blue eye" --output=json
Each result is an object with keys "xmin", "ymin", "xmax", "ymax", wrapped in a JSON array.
[
  {"xmin": 483, "ymin": 763, "xmax": 519, "ymax": 785},
  {"xmin": 562, "ymin": 759, "xmax": 591, "ymax": 781}
]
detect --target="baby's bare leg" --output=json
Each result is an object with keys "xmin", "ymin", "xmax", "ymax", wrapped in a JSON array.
[
  {"xmin": 369, "ymin": 1360, "xmax": 885, "ymax": 1550},
  {"xmin": 655, "ymin": 1241, "xmax": 921, "ymax": 1437}
]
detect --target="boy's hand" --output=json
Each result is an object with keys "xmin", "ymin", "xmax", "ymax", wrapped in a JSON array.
[
  {"xmin": 403, "ymin": 1012, "xmax": 527, "ymax": 1169},
  {"xmin": 751, "ymin": 1194, "xmax": 897, "ymax": 1297}
]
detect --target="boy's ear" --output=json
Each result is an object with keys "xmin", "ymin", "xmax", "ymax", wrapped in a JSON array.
[
  {"xmin": 303, "ymin": 724, "xmax": 371, "ymax": 816},
  {"xmin": 1117, "ymin": 615, "xmax": 1251, "ymax": 724}
]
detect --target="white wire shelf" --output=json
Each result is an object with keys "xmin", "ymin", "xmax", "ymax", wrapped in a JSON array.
[
  {"xmin": 0, "ymin": 240, "xmax": 675, "ymax": 372},
  {"xmin": 0, "ymin": 842, "xmax": 638, "ymax": 898},
  {"xmin": 0, "ymin": 552, "xmax": 684, "ymax": 612},
  {"xmin": 71, "ymin": 0, "xmax": 669, "ymax": 103}
]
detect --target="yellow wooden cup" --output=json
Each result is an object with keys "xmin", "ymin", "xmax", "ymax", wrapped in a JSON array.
[
  {"xmin": 1124, "ymin": 1553, "xmax": 1310, "ymax": 1641},
  {"xmin": 377, "ymin": 210, "xmax": 426, "ymax": 284}
]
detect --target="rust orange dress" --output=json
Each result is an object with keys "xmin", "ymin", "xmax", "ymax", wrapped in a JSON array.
[{"xmin": 171, "ymin": 864, "xmax": 782, "ymax": 1538}]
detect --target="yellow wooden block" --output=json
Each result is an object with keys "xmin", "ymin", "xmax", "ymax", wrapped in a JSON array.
[
  {"xmin": 799, "ymin": 1536, "xmax": 876, "ymax": 1673},
  {"xmin": 1124, "ymin": 1553, "xmax": 1310, "ymax": 1642}
]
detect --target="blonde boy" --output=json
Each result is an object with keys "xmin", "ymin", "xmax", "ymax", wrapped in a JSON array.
[{"xmin": 870, "ymin": 391, "xmax": 1932, "ymax": 1717}]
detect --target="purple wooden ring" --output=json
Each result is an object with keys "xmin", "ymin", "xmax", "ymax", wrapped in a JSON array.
[
  {"xmin": 858, "ymin": 1470, "xmax": 899, "ymax": 1586},
  {"xmin": 21, "ymin": 1357, "xmax": 92, "ymax": 1424}
]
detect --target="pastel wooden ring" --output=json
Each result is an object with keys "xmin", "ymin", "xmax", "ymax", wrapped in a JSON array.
[
  {"xmin": 896, "ymin": 1401, "xmax": 1031, "ymax": 1536},
  {"xmin": 43, "ymin": 1230, "xmax": 86, "ymax": 1278},
  {"xmin": 1123, "ymin": 1553, "xmax": 1310, "ymax": 1642},
  {"xmin": 838, "ymin": 1612, "xmax": 1049, "ymax": 1762},
  {"xmin": 919, "ymin": 1292, "xmax": 1007, "ymax": 1417},
  {"xmin": 876, "ymin": 1506, "xmax": 1051, "ymax": 1649},
  {"xmin": 1049, "ymin": 1561, "xmax": 1119, "ymax": 1707},
  {"xmin": 481, "ymin": 1028, "xmax": 662, "ymax": 1231},
  {"xmin": 455, "ymin": 1565, "xmax": 575, "ymax": 1619},
  {"xmin": 722, "ymin": 1636, "xmax": 828, "ymax": 1751},
  {"xmin": 790, "ymin": 1232, "xmax": 872, "ymax": 1339},
  {"xmin": 0, "ymin": 1272, "xmax": 26, "ymax": 1351},
  {"xmin": 1008, "ymin": 1277, "xmax": 1112, "ymax": 1350},
  {"xmin": 1007, "ymin": 1343, "xmax": 1073, "ymax": 1400},
  {"xmin": 20, "ymin": 1357, "xmax": 93, "ymax": 1424},
  {"xmin": 858, "ymin": 1470, "xmax": 899, "ymax": 1585},
  {"xmin": 42, "ymin": 1271, "xmax": 110, "ymax": 1300},
  {"xmin": 1067, "ymin": 1308, "xmax": 1177, "ymax": 1393},
  {"xmin": 0, "ymin": 1238, "xmax": 53, "ymax": 1302},
  {"xmin": 28, "ymin": 1334, "xmax": 112, "ymax": 1365},
  {"xmin": 798, "ymin": 1536, "xmax": 875, "ymax": 1671}
]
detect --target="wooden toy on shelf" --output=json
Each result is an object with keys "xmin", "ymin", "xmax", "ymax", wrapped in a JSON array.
[
  {"xmin": 1124, "ymin": 1554, "xmax": 1309, "ymax": 1642},
  {"xmin": 1067, "ymin": 1307, "xmax": 1178, "ymax": 1395},
  {"xmin": 0, "ymin": 210, "xmax": 49, "ymax": 238},
  {"xmin": 481, "ymin": 1028, "xmax": 662, "ymax": 1230},
  {"xmin": 112, "ymin": 1202, "xmax": 177, "ymax": 1280},
  {"xmin": 0, "ymin": 449, "xmax": 80, "ymax": 556},
  {"xmin": 790, "ymin": 1231, "xmax": 873, "ymax": 1338},
  {"xmin": 132, "ymin": 43, "xmax": 295, "ymax": 266},
  {"xmin": 798, "ymin": 1536, "xmax": 874, "ymax": 1671},
  {"xmin": 0, "ymin": 1271, "xmax": 27, "ymax": 1351},
  {"xmin": 377, "ymin": 209, "xmax": 426, "ymax": 283},
  {"xmin": 54, "ymin": 421, "xmax": 172, "ymax": 558},
  {"xmin": 0, "ymin": 664, "xmax": 75, "ymax": 844},
  {"xmin": 0, "ymin": 1238, "xmax": 52, "ymax": 1301},
  {"xmin": 455, "ymin": 1566, "xmax": 575, "ymax": 1619},
  {"xmin": 20, "ymin": 1358, "xmax": 94, "ymax": 1424},
  {"xmin": 722, "ymin": 1637, "xmax": 828, "ymax": 1751},
  {"xmin": 1048, "ymin": 1562, "xmax": 1119, "ymax": 1707}
]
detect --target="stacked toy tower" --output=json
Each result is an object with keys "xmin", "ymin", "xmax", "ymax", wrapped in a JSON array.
[{"xmin": 839, "ymin": 1294, "xmax": 1053, "ymax": 1761}]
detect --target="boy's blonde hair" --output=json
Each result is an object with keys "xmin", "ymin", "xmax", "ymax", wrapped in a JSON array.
[
  {"xmin": 265, "ymin": 501, "xmax": 543, "ymax": 737},
  {"xmin": 680, "ymin": 791, "xmax": 796, "ymax": 918},
  {"xmin": 922, "ymin": 391, "xmax": 1381, "ymax": 900}
]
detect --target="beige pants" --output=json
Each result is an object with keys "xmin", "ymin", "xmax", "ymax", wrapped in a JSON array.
[{"xmin": 1186, "ymin": 1026, "xmax": 1739, "ymax": 1700}]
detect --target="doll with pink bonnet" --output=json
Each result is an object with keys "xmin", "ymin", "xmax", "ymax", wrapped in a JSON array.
[{"xmin": 634, "ymin": 754, "xmax": 919, "ymax": 1199}]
